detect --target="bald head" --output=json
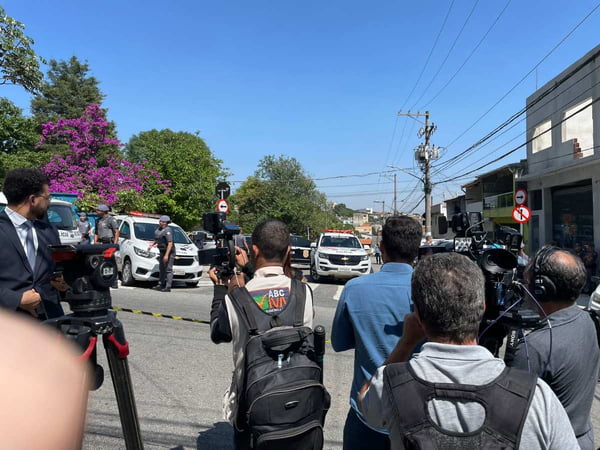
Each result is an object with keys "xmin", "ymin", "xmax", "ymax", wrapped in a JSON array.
[{"xmin": 530, "ymin": 247, "xmax": 587, "ymax": 304}]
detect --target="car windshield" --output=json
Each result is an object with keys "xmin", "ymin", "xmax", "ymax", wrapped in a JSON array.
[
  {"xmin": 291, "ymin": 236, "xmax": 311, "ymax": 247},
  {"xmin": 133, "ymin": 223, "xmax": 191, "ymax": 244},
  {"xmin": 320, "ymin": 236, "xmax": 362, "ymax": 248},
  {"xmin": 47, "ymin": 204, "xmax": 77, "ymax": 230}
]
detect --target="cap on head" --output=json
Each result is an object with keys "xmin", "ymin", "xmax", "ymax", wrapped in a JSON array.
[
  {"xmin": 96, "ymin": 204, "xmax": 109, "ymax": 212},
  {"xmin": 425, "ymin": 232, "xmax": 432, "ymax": 238},
  {"xmin": 159, "ymin": 215, "xmax": 171, "ymax": 222},
  {"xmin": 79, "ymin": 212, "xmax": 87, "ymax": 217}
]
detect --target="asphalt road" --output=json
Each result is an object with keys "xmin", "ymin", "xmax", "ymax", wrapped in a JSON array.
[{"xmin": 81, "ymin": 266, "xmax": 600, "ymax": 449}]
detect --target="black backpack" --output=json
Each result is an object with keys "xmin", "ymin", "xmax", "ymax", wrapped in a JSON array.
[
  {"xmin": 383, "ymin": 363, "xmax": 537, "ymax": 449},
  {"xmin": 228, "ymin": 279, "xmax": 330, "ymax": 449}
]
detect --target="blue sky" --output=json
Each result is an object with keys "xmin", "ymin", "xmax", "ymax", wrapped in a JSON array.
[{"xmin": 3, "ymin": 0, "xmax": 600, "ymax": 212}]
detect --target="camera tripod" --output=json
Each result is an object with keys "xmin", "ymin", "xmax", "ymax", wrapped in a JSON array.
[{"xmin": 45, "ymin": 307, "xmax": 144, "ymax": 450}]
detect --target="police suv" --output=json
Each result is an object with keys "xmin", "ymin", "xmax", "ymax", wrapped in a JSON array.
[
  {"xmin": 310, "ymin": 229, "xmax": 371, "ymax": 282},
  {"xmin": 114, "ymin": 212, "xmax": 203, "ymax": 286}
]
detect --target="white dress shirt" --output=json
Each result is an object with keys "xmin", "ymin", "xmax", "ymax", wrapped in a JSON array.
[{"xmin": 5, "ymin": 206, "xmax": 38, "ymax": 261}]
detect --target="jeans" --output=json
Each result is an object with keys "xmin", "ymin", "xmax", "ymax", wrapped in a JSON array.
[{"xmin": 343, "ymin": 408, "xmax": 390, "ymax": 450}]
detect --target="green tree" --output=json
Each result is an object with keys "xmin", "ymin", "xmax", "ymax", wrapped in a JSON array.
[
  {"xmin": 0, "ymin": 97, "xmax": 47, "ymax": 181},
  {"xmin": 30, "ymin": 56, "xmax": 104, "ymax": 125},
  {"xmin": 333, "ymin": 203, "xmax": 356, "ymax": 217},
  {"xmin": 126, "ymin": 129, "xmax": 227, "ymax": 229},
  {"xmin": 0, "ymin": 7, "xmax": 45, "ymax": 93},
  {"xmin": 231, "ymin": 155, "xmax": 341, "ymax": 236}
]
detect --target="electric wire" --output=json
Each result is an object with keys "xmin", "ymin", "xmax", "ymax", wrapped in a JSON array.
[
  {"xmin": 434, "ymin": 96, "xmax": 600, "ymax": 185},
  {"xmin": 440, "ymin": 2, "xmax": 600, "ymax": 154},
  {"xmin": 398, "ymin": 0, "xmax": 456, "ymax": 111},
  {"xmin": 422, "ymin": 0, "xmax": 513, "ymax": 108},
  {"xmin": 433, "ymin": 52, "xmax": 600, "ymax": 175},
  {"xmin": 435, "ymin": 74, "xmax": 600, "ymax": 180},
  {"xmin": 409, "ymin": 0, "xmax": 481, "ymax": 110}
]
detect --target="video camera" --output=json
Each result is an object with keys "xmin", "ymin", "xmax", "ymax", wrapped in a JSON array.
[
  {"xmin": 198, "ymin": 212, "xmax": 241, "ymax": 276},
  {"xmin": 49, "ymin": 244, "xmax": 118, "ymax": 314},
  {"xmin": 431, "ymin": 213, "xmax": 539, "ymax": 356}
]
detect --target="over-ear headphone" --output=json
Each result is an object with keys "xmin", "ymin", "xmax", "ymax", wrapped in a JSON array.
[{"xmin": 530, "ymin": 245, "xmax": 559, "ymax": 302}]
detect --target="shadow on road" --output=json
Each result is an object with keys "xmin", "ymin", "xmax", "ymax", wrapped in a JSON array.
[{"xmin": 196, "ymin": 422, "xmax": 234, "ymax": 449}]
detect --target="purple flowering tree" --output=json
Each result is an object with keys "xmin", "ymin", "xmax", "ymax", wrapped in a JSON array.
[{"xmin": 39, "ymin": 105, "xmax": 171, "ymax": 211}]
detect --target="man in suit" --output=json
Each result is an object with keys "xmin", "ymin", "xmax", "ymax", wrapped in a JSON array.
[{"xmin": 0, "ymin": 168, "xmax": 64, "ymax": 320}]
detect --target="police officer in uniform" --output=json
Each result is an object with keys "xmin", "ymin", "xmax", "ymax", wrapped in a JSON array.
[
  {"xmin": 93, "ymin": 204, "xmax": 119, "ymax": 288},
  {"xmin": 77, "ymin": 212, "xmax": 91, "ymax": 244},
  {"xmin": 149, "ymin": 215, "xmax": 175, "ymax": 292}
]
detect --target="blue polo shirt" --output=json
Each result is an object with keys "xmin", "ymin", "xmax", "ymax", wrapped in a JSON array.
[{"xmin": 331, "ymin": 262, "xmax": 413, "ymax": 432}]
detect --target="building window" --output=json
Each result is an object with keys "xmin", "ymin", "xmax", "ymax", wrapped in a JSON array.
[
  {"xmin": 563, "ymin": 97, "xmax": 594, "ymax": 157},
  {"xmin": 532, "ymin": 120, "xmax": 552, "ymax": 153}
]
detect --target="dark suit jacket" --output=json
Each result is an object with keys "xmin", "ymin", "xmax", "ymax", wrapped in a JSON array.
[{"xmin": 0, "ymin": 210, "xmax": 64, "ymax": 319}]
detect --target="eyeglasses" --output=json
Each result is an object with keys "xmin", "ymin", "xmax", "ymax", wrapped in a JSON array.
[{"xmin": 36, "ymin": 194, "xmax": 52, "ymax": 201}]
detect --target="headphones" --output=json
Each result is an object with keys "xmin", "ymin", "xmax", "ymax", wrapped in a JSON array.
[{"xmin": 530, "ymin": 245, "xmax": 559, "ymax": 302}]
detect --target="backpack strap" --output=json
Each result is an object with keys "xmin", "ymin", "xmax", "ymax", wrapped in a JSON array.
[
  {"xmin": 483, "ymin": 367, "xmax": 537, "ymax": 446},
  {"xmin": 228, "ymin": 287, "xmax": 260, "ymax": 335},
  {"xmin": 290, "ymin": 278, "xmax": 307, "ymax": 327}
]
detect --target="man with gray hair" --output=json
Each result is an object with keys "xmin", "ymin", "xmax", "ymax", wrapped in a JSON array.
[{"xmin": 359, "ymin": 253, "xmax": 578, "ymax": 449}]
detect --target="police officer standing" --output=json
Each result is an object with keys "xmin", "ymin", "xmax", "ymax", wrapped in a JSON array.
[
  {"xmin": 94, "ymin": 204, "xmax": 120, "ymax": 288},
  {"xmin": 77, "ymin": 212, "xmax": 91, "ymax": 244},
  {"xmin": 94, "ymin": 205, "xmax": 119, "ymax": 245},
  {"xmin": 149, "ymin": 215, "xmax": 175, "ymax": 292}
]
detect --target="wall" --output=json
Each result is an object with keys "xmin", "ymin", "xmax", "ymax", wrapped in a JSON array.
[{"xmin": 526, "ymin": 46, "xmax": 600, "ymax": 176}]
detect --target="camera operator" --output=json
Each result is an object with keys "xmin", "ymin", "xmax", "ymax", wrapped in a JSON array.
[
  {"xmin": 507, "ymin": 245, "xmax": 599, "ymax": 449},
  {"xmin": 359, "ymin": 253, "xmax": 578, "ymax": 449},
  {"xmin": 331, "ymin": 215, "xmax": 421, "ymax": 450},
  {"xmin": 0, "ymin": 169, "xmax": 65, "ymax": 320},
  {"xmin": 208, "ymin": 219, "xmax": 314, "ymax": 448}
]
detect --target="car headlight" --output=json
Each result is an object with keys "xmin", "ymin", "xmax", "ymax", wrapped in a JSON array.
[
  {"xmin": 134, "ymin": 247, "xmax": 155, "ymax": 258},
  {"xmin": 318, "ymin": 252, "xmax": 329, "ymax": 260},
  {"xmin": 361, "ymin": 255, "xmax": 369, "ymax": 261}
]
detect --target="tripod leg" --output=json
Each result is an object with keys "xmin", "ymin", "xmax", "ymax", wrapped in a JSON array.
[{"xmin": 104, "ymin": 328, "xmax": 144, "ymax": 450}]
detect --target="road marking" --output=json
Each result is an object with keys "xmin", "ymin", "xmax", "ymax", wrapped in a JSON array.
[{"xmin": 333, "ymin": 286, "xmax": 344, "ymax": 301}]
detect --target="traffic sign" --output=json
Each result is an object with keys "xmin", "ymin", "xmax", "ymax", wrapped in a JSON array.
[
  {"xmin": 512, "ymin": 205, "xmax": 531, "ymax": 223},
  {"xmin": 216, "ymin": 199, "xmax": 229, "ymax": 214},
  {"xmin": 514, "ymin": 189, "xmax": 527, "ymax": 206},
  {"xmin": 215, "ymin": 182, "xmax": 231, "ymax": 200}
]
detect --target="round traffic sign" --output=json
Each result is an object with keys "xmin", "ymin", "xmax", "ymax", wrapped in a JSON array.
[
  {"xmin": 514, "ymin": 189, "xmax": 527, "ymax": 206},
  {"xmin": 215, "ymin": 182, "xmax": 231, "ymax": 199},
  {"xmin": 512, "ymin": 205, "xmax": 531, "ymax": 223},
  {"xmin": 216, "ymin": 199, "xmax": 229, "ymax": 214}
]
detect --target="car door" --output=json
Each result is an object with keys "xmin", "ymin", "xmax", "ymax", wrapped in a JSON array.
[{"xmin": 116, "ymin": 221, "xmax": 131, "ymax": 270}]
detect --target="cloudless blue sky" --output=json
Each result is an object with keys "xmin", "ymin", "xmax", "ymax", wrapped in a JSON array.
[{"xmin": 3, "ymin": 0, "xmax": 600, "ymax": 212}]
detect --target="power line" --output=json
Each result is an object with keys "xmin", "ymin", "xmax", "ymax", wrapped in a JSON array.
[
  {"xmin": 409, "ymin": 0, "xmax": 481, "ymax": 110},
  {"xmin": 441, "ymin": 77, "xmax": 600, "ymax": 178},
  {"xmin": 398, "ymin": 0, "xmax": 456, "ymax": 111},
  {"xmin": 434, "ymin": 95, "xmax": 600, "ymax": 185},
  {"xmin": 422, "ymin": 0, "xmax": 512, "ymax": 108},
  {"xmin": 433, "ymin": 47, "xmax": 600, "ymax": 174},
  {"xmin": 440, "ymin": 1, "xmax": 600, "ymax": 152}
]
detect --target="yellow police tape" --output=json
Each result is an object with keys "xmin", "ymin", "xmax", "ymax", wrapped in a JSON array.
[{"xmin": 111, "ymin": 306, "xmax": 332, "ymax": 343}]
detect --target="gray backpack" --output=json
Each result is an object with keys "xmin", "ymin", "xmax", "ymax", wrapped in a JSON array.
[{"xmin": 228, "ymin": 280, "xmax": 330, "ymax": 449}]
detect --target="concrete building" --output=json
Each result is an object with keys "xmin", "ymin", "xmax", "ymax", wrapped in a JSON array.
[
  {"xmin": 520, "ymin": 45, "xmax": 600, "ymax": 253},
  {"xmin": 352, "ymin": 212, "xmax": 369, "ymax": 227}
]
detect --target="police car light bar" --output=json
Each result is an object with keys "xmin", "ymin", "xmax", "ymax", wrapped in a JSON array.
[
  {"xmin": 129, "ymin": 211, "xmax": 162, "ymax": 219},
  {"xmin": 323, "ymin": 229, "xmax": 354, "ymax": 234}
]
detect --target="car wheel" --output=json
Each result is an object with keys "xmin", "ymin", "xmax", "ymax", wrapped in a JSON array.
[
  {"xmin": 186, "ymin": 281, "xmax": 199, "ymax": 287},
  {"xmin": 121, "ymin": 259, "xmax": 135, "ymax": 286},
  {"xmin": 310, "ymin": 264, "xmax": 322, "ymax": 283}
]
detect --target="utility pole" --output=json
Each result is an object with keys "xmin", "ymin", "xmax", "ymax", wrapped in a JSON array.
[
  {"xmin": 397, "ymin": 110, "xmax": 439, "ymax": 233},
  {"xmin": 393, "ymin": 173, "xmax": 397, "ymax": 215}
]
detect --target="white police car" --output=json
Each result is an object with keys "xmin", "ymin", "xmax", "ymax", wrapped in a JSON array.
[
  {"xmin": 0, "ymin": 192, "xmax": 80, "ymax": 245},
  {"xmin": 114, "ymin": 212, "xmax": 202, "ymax": 286},
  {"xmin": 310, "ymin": 229, "xmax": 371, "ymax": 282}
]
